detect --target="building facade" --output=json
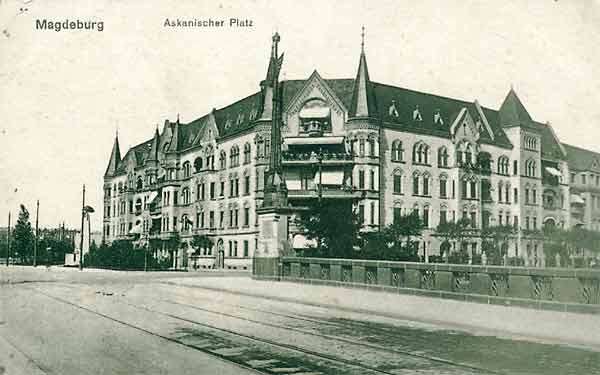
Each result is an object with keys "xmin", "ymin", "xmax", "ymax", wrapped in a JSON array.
[{"xmin": 102, "ymin": 33, "xmax": 592, "ymax": 269}]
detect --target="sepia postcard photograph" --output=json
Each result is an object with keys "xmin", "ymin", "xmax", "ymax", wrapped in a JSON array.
[{"xmin": 1, "ymin": 0, "xmax": 600, "ymax": 374}]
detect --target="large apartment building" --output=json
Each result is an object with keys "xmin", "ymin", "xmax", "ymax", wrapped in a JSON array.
[{"xmin": 102, "ymin": 33, "xmax": 591, "ymax": 269}]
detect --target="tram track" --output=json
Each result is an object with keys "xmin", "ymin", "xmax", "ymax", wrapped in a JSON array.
[{"xmin": 29, "ymin": 282, "xmax": 498, "ymax": 374}]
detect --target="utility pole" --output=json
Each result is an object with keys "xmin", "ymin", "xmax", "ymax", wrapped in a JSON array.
[
  {"xmin": 79, "ymin": 184, "xmax": 85, "ymax": 270},
  {"xmin": 34, "ymin": 200, "xmax": 39, "ymax": 267},
  {"xmin": 5, "ymin": 212, "xmax": 10, "ymax": 266}
]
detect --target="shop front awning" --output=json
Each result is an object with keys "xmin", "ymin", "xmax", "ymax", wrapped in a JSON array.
[
  {"xmin": 283, "ymin": 136, "xmax": 344, "ymax": 146},
  {"xmin": 147, "ymin": 191, "xmax": 159, "ymax": 204},
  {"xmin": 571, "ymin": 194, "xmax": 585, "ymax": 205},
  {"xmin": 129, "ymin": 224, "xmax": 142, "ymax": 234},
  {"xmin": 292, "ymin": 234, "xmax": 317, "ymax": 249},
  {"xmin": 313, "ymin": 170, "xmax": 344, "ymax": 185},
  {"xmin": 285, "ymin": 179, "xmax": 302, "ymax": 190},
  {"xmin": 545, "ymin": 167, "xmax": 562, "ymax": 177},
  {"xmin": 299, "ymin": 107, "xmax": 330, "ymax": 118}
]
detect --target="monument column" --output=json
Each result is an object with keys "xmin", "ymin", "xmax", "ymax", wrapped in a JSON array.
[{"xmin": 254, "ymin": 33, "xmax": 292, "ymax": 280}]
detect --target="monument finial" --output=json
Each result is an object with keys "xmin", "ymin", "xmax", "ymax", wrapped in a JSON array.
[{"xmin": 361, "ymin": 26, "xmax": 365, "ymax": 53}]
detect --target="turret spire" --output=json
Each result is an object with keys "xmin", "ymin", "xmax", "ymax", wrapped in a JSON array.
[
  {"xmin": 104, "ymin": 132, "xmax": 121, "ymax": 177},
  {"xmin": 350, "ymin": 27, "xmax": 377, "ymax": 118}
]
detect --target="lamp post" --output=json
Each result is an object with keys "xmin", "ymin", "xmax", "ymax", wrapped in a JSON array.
[
  {"xmin": 79, "ymin": 185, "xmax": 85, "ymax": 270},
  {"xmin": 33, "ymin": 200, "xmax": 39, "ymax": 267},
  {"xmin": 5, "ymin": 212, "xmax": 10, "ymax": 266}
]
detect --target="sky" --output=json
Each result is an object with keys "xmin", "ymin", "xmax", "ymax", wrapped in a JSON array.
[{"xmin": 1, "ymin": 0, "xmax": 599, "ymax": 231}]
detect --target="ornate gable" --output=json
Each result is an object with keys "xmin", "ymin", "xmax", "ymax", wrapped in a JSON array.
[
  {"xmin": 283, "ymin": 71, "xmax": 348, "ymax": 136},
  {"xmin": 450, "ymin": 107, "xmax": 480, "ymax": 143}
]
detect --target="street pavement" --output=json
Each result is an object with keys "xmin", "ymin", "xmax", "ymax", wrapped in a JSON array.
[{"xmin": 1, "ymin": 266, "xmax": 599, "ymax": 374}]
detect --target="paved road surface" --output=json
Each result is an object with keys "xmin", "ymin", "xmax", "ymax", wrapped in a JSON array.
[{"xmin": 1, "ymin": 266, "xmax": 599, "ymax": 374}]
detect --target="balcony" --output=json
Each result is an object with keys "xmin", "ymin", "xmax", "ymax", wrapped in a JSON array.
[
  {"xmin": 282, "ymin": 151, "xmax": 353, "ymax": 166},
  {"xmin": 287, "ymin": 186, "xmax": 363, "ymax": 200}
]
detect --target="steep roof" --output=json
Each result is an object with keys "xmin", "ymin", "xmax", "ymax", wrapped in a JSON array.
[
  {"xmin": 562, "ymin": 143, "xmax": 600, "ymax": 171},
  {"xmin": 498, "ymin": 88, "xmax": 532, "ymax": 127},
  {"xmin": 104, "ymin": 135, "xmax": 121, "ymax": 177},
  {"xmin": 349, "ymin": 51, "xmax": 377, "ymax": 117},
  {"xmin": 372, "ymin": 82, "xmax": 513, "ymax": 148}
]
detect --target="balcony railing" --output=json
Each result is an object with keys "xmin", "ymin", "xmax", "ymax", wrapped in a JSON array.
[{"xmin": 282, "ymin": 152, "xmax": 353, "ymax": 165}]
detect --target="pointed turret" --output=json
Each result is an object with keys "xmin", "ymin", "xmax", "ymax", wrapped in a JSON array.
[
  {"xmin": 349, "ymin": 27, "xmax": 377, "ymax": 118},
  {"xmin": 498, "ymin": 87, "xmax": 532, "ymax": 127},
  {"xmin": 147, "ymin": 126, "xmax": 160, "ymax": 163},
  {"xmin": 104, "ymin": 132, "xmax": 121, "ymax": 177}
]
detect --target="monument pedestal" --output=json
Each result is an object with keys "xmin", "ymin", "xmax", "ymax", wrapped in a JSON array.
[{"xmin": 253, "ymin": 207, "xmax": 292, "ymax": 280}]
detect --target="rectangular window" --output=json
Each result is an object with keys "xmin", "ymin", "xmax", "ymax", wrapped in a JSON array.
[
  {"xmin": 219, "ymin": 211, "xmax": 224, "ymax": 228},
  {"xmin": 533, "ymin": 217, "xmax": 537, "ymax": 230},
  {"xmin": 413, "ymin": 177, "xmax": 419, "ymax": 196},
  {"xmin": 393, "ymin": 175, "xmax": 402, "ymax": 194},
  {"xmin": 210, "ymin": 182, "xmax": 215, "ymax": 199},
  {"xmin": 461, "ymin": 180, "xmax": 467, "ymax": 199},
  {"xmin": 228, "ymin": 241, "xmax": 232, "ymax": 257},
  {"xmin": 358, "ymin": 170, "xmax": 365, "ymax": 189},
  {"xmin": 440, "ymin": 210, "xmax": 447, "ymax": 225},
  {"xmin": 582, "ymin": 174, "xmax": 587, "ymax": 184},
  {"xmin": 498, "ymin": 186, "xmax": 502, "ymax": 203},
  {"xmin": 514, "ymin": 188, "xmax": 518, "ymax": 204},
  {"xmin": 422, "ymin": 208, "xmax": 429, "ymax": 228},
  {"xmin": 525, "ymin": 188, "xmax": 530, "ymax": 204},
  {"xmin": 513, "ymin": 160, "xmax": 518, "ymax": 176},
  {"xmin": 423, "ymin": 177, "xmax": 429, "ymax": 196},
  {"xmin": 209, "ymin": 211, "xmax": 215, "ymax": 228},
  {"xmin": 514, "ymin": 215, "xmax": 518, "ymax": 229},
  {"xmin": 470, "ymin": 212, "xmax": 476, "ymax": 228},
  {"xmin": 173, "ymin": 192, "xmax": 178, "ymax": 206},
  {"xmin": 369, "ymin": 170, "xmax": 375, "ymax": 190},
  {"xmin": 470, "ymin": 181, "xmax": 476, "ymax": 199},
  {"xmin": 234, "ymin": 241, "xmax": 238, "ymax": 257},
  {"xmin": 229, "ymin": 210, "xmax": 233, "ymax": 227},
  {"xmin": 525, "ymin": 217, "xmax": 530, "ymax": 230},
  {"xmin": 234, "ymin": 209, "xmax": 239, "ymax": 227},
  {"xmin": 499, "ymin": 214, "xmax": 503, "ymax": 225},
  {"xmin": 173, "ymin": 217, "xmax": 177, "ymax": 231},
  {"xmin": 235, "ymin": 178, "xmax": 239, "ymax": 197},
  {"xmin": 244, "ymin": 176, "xmax": 250, "ymax": 195},
  {"xmin": 370, "ymin": 202, "xmax": 375, "ymax": 225},
  {"xmin": 452, "ymin": 180, "xmax": 455, "ymax": 198},
  {"xmin": 243, "ymin": 240, "xmax": 249, "ymax": 257},
  {"xmin": 358, "ymin": 204, "xmax": 365, "ymax": 224},
  {"xmin": 220, "ymin": 181, "xmax": 225, "ymax": 197},
  {"xmin": 532, "ymin": 189, "xmax": 537, "ymax": 204},
  {"xmin": 505, "ymin": 188, "xmax": 509, "ymax": 204},
  {"xmin": 229, "ymin": 180, "xmax": 234, "ymax": 197},
  {"xmin": 244, "ymin": 207, "xmax": 250, "ymax": 226},
  {"xmin": 440, "ymin": 179, "xmax": 447, "ymax": 198},
  {"xmin": 571, "ymin": 173, "xmax": 575, "ymax": 183},
  {"xmin": 393, "ymin": 207, "xmax": 402, "ymax": 224}
]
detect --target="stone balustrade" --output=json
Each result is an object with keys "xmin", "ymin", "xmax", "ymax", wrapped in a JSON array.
[{"xmin": 257, "ymin": 257, "xmax": 600, "ymax": 314}]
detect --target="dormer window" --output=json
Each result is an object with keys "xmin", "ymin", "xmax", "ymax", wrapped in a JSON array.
[
  {"xmin": 413, "ymin": 105, "xmax": 422, "ymax": 121},
  {"xmin": 224, "ymin": 118, "xmax": 232, "ymax": 129},
  {"xmin": 236, "ymin": 113, "xmax": 244, "ymax": 125},
  {"xmin": 249, "ymin": 106, "xmax": 258, "ymax": 120},
  {"xmin": 389, "ymin": 100, "xmax": 399, "ymax": 117},
  {"xmin": 434, "ymin": 109, "xmax": 443, "ymax": 125},
  {"xmin": 299, "ymin": 98, "xmax": 331, "ymax": 136}
]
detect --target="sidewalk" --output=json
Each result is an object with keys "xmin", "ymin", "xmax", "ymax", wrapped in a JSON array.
[{"xmin": 165, "ymin": 276, "xmax": 600, "ymax": 351}]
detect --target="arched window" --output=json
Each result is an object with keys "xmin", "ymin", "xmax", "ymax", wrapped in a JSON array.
[
  {"xmin": 422, "ymin": 173, "xmax": 430, "ymax": 196},
  {"xmin": 205, "ymin": 145, "xmax": 215, "ymax": 170},
  {"xmin": 368, "ymin": 138, "xmax": 376, "ymax": 157},
  {"xmin": 391, "ymin": 140, "xmax": 404, "ymax": 162},
  {"xmin": 182, "ymin": 161, "xmax": 191, "ymax": 178},
  {"xmin": 465, "ymin": 144, "xmax": 473, "ymax": 165},
  {"xmin": 412, "ymin": 172, "xmax": 420, "ymax": 196},
  {"xmin": 194, "ymin": 157, "xmax": 203, "ymax": 173},
  {"xmin": 264, "ymin": 140, "xmax": 270, "ymax": 159},
  {"xmin": 219, "ymin": 150, "xmax": 227, "ymax": 170},
  {"xmin": 412, "ymin": 142, "xmax": 429, "ymax": 165},
  {"xmin": 243, "ymin": 142, "xmax": 251, "ymax": 164},
  {"xmin": 437, "ymin": 147, "xmax": 449, "ymax": 167},
  {"xmin": 439, "ymin": 174, "xmax": 448, "ymax": 198},
  {"xmin": 181, "ymin": 188, "xmax": 190, "ymax": 205},
  {"xmin": 136, "ymin": 176, "xmax": 143, "ymax": 190},
  {"xmin": 229, "ymin": 145, "xmax": 240, "ymax": 167},
  {"xmin": 498, "ymin": 156, "xmax": 509, "ymax": 175},
  {"xmin": 526, "ymin": 159, "xmax": 536, "ymax": 177}
]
